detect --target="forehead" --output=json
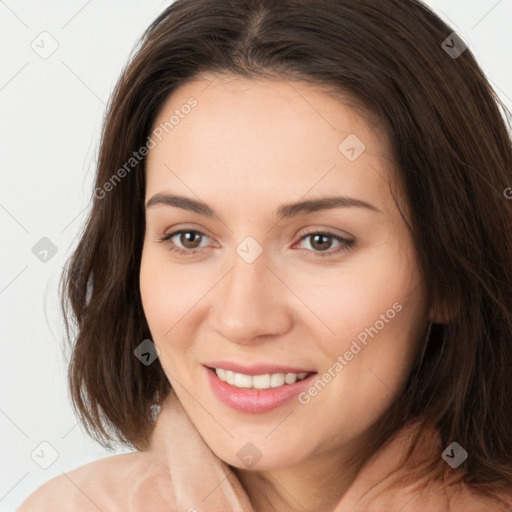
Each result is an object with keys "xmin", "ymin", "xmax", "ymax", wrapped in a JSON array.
[{"xmin": 145, "ymin": 75, "xmax": 398, "ymax": 214}]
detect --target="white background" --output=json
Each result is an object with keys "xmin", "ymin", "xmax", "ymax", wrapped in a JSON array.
[{"xmin": 1, "ymin": 1, "xmax": 511, "ymax": 510}]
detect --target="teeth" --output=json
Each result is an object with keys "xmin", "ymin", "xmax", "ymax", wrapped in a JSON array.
[
  {"xmin": 252, "ymin": 374, "xmax": 271, "ymax": 389},
  {"xmin": 214, "ymin": 368, "xmax": 310, "ymax": 389},
  {"xmin": 234, "ymin": 373, "xmax": 252, "ymax": 388},
  {"xmin": 285, "ymin": 373, "xmax": 297, "ymax": 384},
  {"xmin": 225, "ymin": 370, "xmax": 235, "ymax": 385},
  {"xmin": 270, "ymin": 373, "xmax": 285, "ymax": 388}
]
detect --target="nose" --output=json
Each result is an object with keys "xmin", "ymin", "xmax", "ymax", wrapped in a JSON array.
[{"xmin": 207, "ymin": 251, "xmax": 293, "ymax": 344}]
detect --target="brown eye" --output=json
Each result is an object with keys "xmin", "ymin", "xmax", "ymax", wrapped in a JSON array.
[
  {"xmin": 297, "ymin": 231, "xmax": 355, "ymax": 257},
  {"xmin": 310, "ymin": 233, "xmax": 334, "ymax": 251},
  {"xmin": 178, "ymin": 231, "xmax": 203, "ymax": 249},
  {"xmin": 158, "ymin": 229, "xmax": 211, "ymax": 255}
]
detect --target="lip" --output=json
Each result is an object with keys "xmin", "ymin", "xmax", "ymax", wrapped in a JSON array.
[{"xmin": 204, "ymin": 364, "xmax": 317, "ymax": 414}]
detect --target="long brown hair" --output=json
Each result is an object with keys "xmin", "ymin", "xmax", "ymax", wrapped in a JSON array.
[{"xmin": 61, "ymin": 0, "xmax": 512, "ymax": 502}]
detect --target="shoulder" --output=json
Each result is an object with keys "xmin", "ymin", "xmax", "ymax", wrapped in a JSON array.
[{"xmin": 17, "ymin": 451, "xmax": 174, "ymax": 512}]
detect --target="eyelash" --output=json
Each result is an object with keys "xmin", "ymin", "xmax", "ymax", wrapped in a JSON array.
[{"xmin": 156, "ymin": 229, "xmax": 355, "ymax": 258}]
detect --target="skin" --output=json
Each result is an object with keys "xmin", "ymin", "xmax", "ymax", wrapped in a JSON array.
[{"xmin": 140, "ymin": 73, "xmax": 433, "ymax": 512}]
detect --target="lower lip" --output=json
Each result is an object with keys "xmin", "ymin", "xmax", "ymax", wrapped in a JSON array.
[{"xmin": 205, "ymin": 366, "xmax": 316, "ymax": 414}]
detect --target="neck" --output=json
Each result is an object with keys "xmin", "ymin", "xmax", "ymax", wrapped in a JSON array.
[{"xmin": 232, "ymin": 431, "xmax": 375, "ymax": 512}]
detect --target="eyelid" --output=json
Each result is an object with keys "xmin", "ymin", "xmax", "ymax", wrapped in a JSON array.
[{"xmin": 295, "ymin": 225, "xmax": 355, "ymax": 243}]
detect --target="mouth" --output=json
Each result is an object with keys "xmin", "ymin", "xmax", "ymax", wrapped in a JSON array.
[
  {"xmin": 210, "ymin": 366, "xmax": 311, "ymax": 389},
  {"xmin": 204, "ymin": 363, "xmax": 317, "ymax": 414}
]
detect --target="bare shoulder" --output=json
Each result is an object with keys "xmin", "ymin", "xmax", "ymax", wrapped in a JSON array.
[{"xmin": 17, "ymin": 450, "xmax": 172, "ymax": 512}]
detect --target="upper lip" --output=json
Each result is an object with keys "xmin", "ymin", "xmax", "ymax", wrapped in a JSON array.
[{"xmin": 203, "ymin": 361, "xmax": 316, "ymax": 376}]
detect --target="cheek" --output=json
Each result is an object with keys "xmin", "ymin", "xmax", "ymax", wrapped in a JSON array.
[
  {"xmin": 300, "ymin": 249, "xmax": 420, "ymax": 351},
  {"xmin": 139, "ymin": 241, "xmax": 222, "ymax": 380},
  {"xmin": 139, "ymin": 245, "xmax": 198, "ymax": 346},
  {"xmin": 140, "ymin": 249, "xmax": 197, "ymax": 382},
  {"xmin": 139, "ymin": 252, "xmax": 169, "ymax": 335},
  {"xmin": 308, "ymin": 246, "xmax": 425, "ymax": 396}
]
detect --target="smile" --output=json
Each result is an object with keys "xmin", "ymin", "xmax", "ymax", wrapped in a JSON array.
[
  {"xmin": 214, "ymin": 368, "xmax": 310, "ymax": 389},
  {"xmin": 204, "ymin": 363, "xmax": 317, "ymax": 414}
]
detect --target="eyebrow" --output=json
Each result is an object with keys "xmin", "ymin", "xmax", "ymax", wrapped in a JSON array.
[{"xmin": 145, "ymin": 193, "xmax": 381, "ymax": 219}]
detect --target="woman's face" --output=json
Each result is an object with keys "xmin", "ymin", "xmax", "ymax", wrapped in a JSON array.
[{"xmin": 140, "ymin": 74, "xmax": 430, "ymax": 470}]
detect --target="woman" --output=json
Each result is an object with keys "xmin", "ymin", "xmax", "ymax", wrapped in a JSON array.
[{"xmin": 18, "ymin": 0, "xmax": 512, "ymax": 510}]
